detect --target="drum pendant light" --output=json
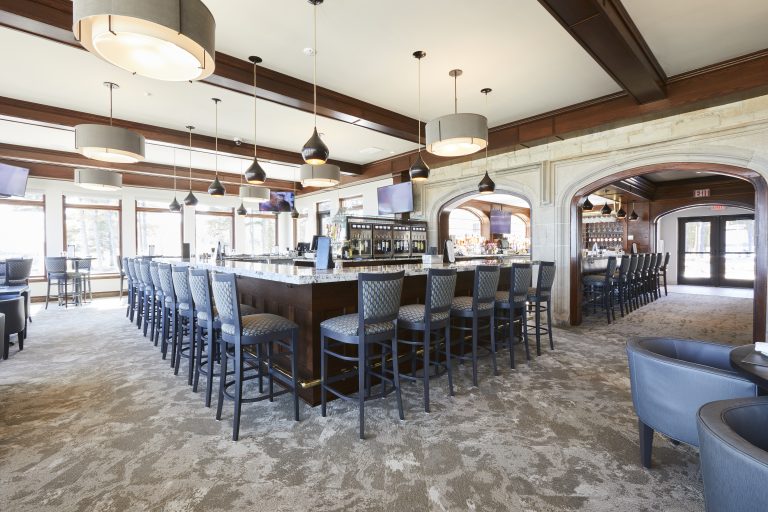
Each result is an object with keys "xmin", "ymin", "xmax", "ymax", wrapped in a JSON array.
[
  {"xmin": 183, "ymin": 125, "xmax": 198, "ymax": 206},
  {"xmin": 208, "ymin": 98, "xmax": 225, "ymax": 196},
  {"xmin": 72, "ymin": 0, "xmax": 215, "ymax": 81},
  {"xmin": 582, "ymin": 196, "xmax": 594, "ymax": 211},
  {"xmin": 169, "ymin": 149, "xmax": 182, "ymax": 212},
  {"xmin": 301, "ymin": 0, "xmax": 330, "ymax": 165},
  {"xmin": 245, "ymin": 56, "xmax": 268, "ymax": 184},
  {"xmin": 75, "ymin": 82, "xmax": 145, "ymax": 163},
  {"xmin": 477, "ymin": 88, "xmax": 495, "ymax": 195},
  {"xmin": 409, "ymin": 51, "xmax": 430, "ymax": 182},
  {"xmin": 426, "ymin": 69, "xmax": 488, "ymax": 157},
  {"xmin": 74, "ymin": 168, "xmax": 122, "ymax": 191},
  {"xmin": 300, "ymin": 164, "xmax": 340, "ymax": 188}
]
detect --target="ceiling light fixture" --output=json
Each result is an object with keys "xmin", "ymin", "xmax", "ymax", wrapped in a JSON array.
[
  {"xmin": 183, "ymin": 125, "xmax": 198, "ymax": 207},
  {"xmin": 169, "ymin": 149, "xmax": 181, "ymax": 212},
  {"xmin": 629, "ymin": 202, "xmax": 639, "ymax": 221},
  {"xmin": 477, "ymin": 88, "xmax": 495, "ymax": 195},
  {"xmin": 245, "ymin": 55, "xmax": 268, "ymax": 184},
  {"xmin": 75, "ymin": 82, "xmax": 145, "ymax": 163},
  {"xmin": 291, "ymin": 168, "xmax": 300, "ymax": 219},
  {"xmin": 409, "ymin": 50, "xmax": 430, "ymax": 182},
  {"xmin": 301, "ymin": 0, "xmax": 330, "ymax": 166},
  {"xmin": 208, "ymin": 98, "xmax": 225, "ymax": 196},
  {"xmin": 72, "ymin": 0, "xmax": 215, "ymax": 81},
  {"xmin": 582, "ymin": 196, "xmax": 594, "ymax": 211},
  {"xmin": 426, "ymin": 69, "xmax": 488, "ymax": 157},
  {"xmin": 240, "ymin": 185, "xmax": 270, "ymax": 203},
  {"xmin": 616, "ymin": 194, "xmax": 626, "ymax": 219},
  {"xmin": 74, "ymin": 168, "xmax": 122, "ymax": 191},
  {"xmin": 300, "ymin": 163, "xmax": 340, "ymax": 188}
]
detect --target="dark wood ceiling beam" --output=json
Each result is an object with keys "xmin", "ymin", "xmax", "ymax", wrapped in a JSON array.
[
  {"xmin": 360, "ymin": 48, "xmax": 768, "ymax": 179},
  {"xmin": 0, "ymin": 142, "xmax": 298, "ymax": 193},
  {"xmin": 0, "ymin": 96, "xmax": 362, "ymax": 176},
  {"xmin": 537, "ymin": 0, "xmax": 666, "ymax": 103},
  {"xmin": 613, "ymin": 176, "xmax": 657, "ymax": 200},
  {"xmin": 0, "ymin": 0, "xmax": 420, "ymax": 143}
]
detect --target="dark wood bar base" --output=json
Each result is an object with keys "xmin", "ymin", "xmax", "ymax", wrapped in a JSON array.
[{"xmin": 237, "ymin": 268, "xmax": 511, "ymax": 405}]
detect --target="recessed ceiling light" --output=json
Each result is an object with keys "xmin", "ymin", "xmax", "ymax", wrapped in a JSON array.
[
  {"xmin": 303, "ymin": 47, "xmax": 315, "ymax": 56},
  {"xmin": 359, "ymin": 147, "xmax": 383, "ymax": 155}
]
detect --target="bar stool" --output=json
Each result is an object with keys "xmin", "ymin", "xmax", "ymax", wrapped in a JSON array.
[
  {"xmin": 149, "ymin": 262, "xmax": 164, "ymax": 346},
  {"xmin": 44, "ymin": 256, "xmax": 79, "ymax": 309},
  {"xmin": 132, "ymin": 259, "xmax": 148, "ymax": 328},
  {"xmin": 613, "ymin": 255, "xmax": 631, "ymax": 317},
  {"xmin": 124, "ymin": 258, "xmax": 134, "ymax": 319},
  {"xmin": 138, "ymin": 260, "xmax": 155, "ymax": 337},
  {"xmin": 582, "ymin": 256, "xmax": 617, "ymax": 324},
  {"xmin": 118, "ymin": 256, "xmax": 126, "ymax": 301},
  {"xmin": 75, "ymin": 258, "xmax": 93, "ymax": 303},
  {"xmin": 495, "ymin": 263, "xmax": 532, "ymax": 369},
  {"xmin": 651, "ymin": 253, "xmax": 663, "ymax": 300},
  {"xmin": 527, "ymin": 261, "xmax": 556, "ymax": 355},
  {"xmin": 189, "ymin": 269, "xmax": 259, "ymax": 407},
  {"xmin": 397, "ymin": 268, "xmax": 457, "ymax": 412},
  {"xmin": 5, "ymin": 258, "xmax": 32, "ymax": 286},
  {"xmin": 640, "ymin": 253, "xmax": 654, "ymax": 305},
  {"xmin": 171, "ymin": 265, "xmax": 196, "ymax": 384},
  {"xmin": 157, "ymin": 263, "xmax": 178, "ymax": 364},
  {"xmin": 450, "ymin": 265, "xmax": 500, "ymax": 387},
  {"xmin": 631, "ymin": 253, "xmax": 646, "ymax": 310},
  {"xmin": 321, "ymin": 271, "xmax": 405, "ymax": 440},
  {"xmin": 658, "ymin": 252, "xmax": 671, "ymax": 296},
  {"xmin": 211, "ymin": 271, "xmax": 300, "ymax": 441}
]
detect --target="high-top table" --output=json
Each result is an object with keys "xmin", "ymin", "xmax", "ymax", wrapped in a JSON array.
[{"xmin": 165, "ymin": 257, "xmax": 531, "ymax": 404}]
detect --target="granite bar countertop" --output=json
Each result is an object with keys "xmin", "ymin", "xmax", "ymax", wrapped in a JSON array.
[{"xmin": 164, "ymin": 257, "xmax": 531, "ymax": 285}]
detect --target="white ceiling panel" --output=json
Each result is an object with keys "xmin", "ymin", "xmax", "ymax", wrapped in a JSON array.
[{"xmin": 623, "ymin": 0, "xmax": 768, "ymax": 76}]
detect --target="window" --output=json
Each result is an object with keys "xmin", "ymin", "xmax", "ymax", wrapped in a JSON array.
[
  {"xmin": 64, "ymin": 196, "xmax": 121, "ymax": 274},
  {"xmin": 136, "ymin": 200, "xmax": 182, "ymax": 256},
  {"xmin": 244, "ymin": 214, "xmax": 277, "ymax": 255},
  {"xmin": 448, "ymin": 208, "xmax": 482, "ymax": 238},
  {"xmin": 195, "ymin": 206, "xmax": 233, "ymax": 256},
  {"xmin": 317, "ymin": 201, "xmax": 331, "ymax": 236},
  {"xmin": 340, "ymin": 195, "xmax": 364, "ymax": 216},
  {"xmin": 0, "ymin": 192, "xmax": 46, "ymax": 277},
  {"xmin": 295, "ymin": 209, "xmax": 310, "ymax": 244}
]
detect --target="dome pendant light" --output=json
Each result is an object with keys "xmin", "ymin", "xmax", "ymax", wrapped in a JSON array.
[
  {"xmin": 477, "ymin": 88, "xmax": 495, "ymax": 195},
  {"xmin": 582, "ymin": 196, "xmax": 594, "ymax": 211},
  {"xmin": 301, "ymin": 0, "xmax": 330, "ymax": 165},
  {"xmin": 600, "ymin": 189, "xmax": 612, "ymax": 215},
  {"xmin": 72, "ymin": 0, "xmax": 216, "ymax": 82},
  {"xmin": 616, "ymin": 195, "xmax": 626, "ymax": 219},
  {"xmin": 426, "ymin": 69, "xmax": 488, "ymax": 157},
  {"xmin": 75, "ymin": 82, "xmax": 145, "ymax": 163},
  {"xmin": 208, "ymin": 98, "xmax": 225, "ymax": 196},
  {"xmin": 236, "ymin": 203, "xmax": 247, "ymax": 216},
  {"xmin": 629, "ymin": 202, "xmax": 639, "ymax": 221},
  {"xmin": 245, "ymin": 56, "xmax": 268, "ymax": 184},
  {"xmin": 169, "ymin": 149, "xmax": 182, "ymax": 212},
  {"xmin": 183, "ymin": 125, "xmax": 198, "ymax": 207},
  {"xmin": 409, "ymin": 51, "xmax": 430, "ymax": 182}
]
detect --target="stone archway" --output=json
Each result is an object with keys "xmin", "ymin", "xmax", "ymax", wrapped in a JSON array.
[{"xmin": 568, "ymin": 162, "xmax": 767, "ymax": 341}]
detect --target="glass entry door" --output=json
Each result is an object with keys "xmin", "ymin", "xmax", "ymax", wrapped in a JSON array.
[{"xmin": 678, "ymin": 214, "xmax": 755, "ymax": 287}]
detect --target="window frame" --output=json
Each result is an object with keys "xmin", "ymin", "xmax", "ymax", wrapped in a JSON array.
[
  {"xmin": 134, "ymin": 200, "xmax": 184, "ymax": 256},
  {"xmin": 316, "ymin": 201, "xmax": 331, "ymax": 236},
  {"xmin": 0, "ymin": 194, "xmax": 47, "ymax": 279},
  {"xmin": 243, "ymin": 212, "xmax": 279, "ymax": 255},
  {"xmin": 195, "ymin": 208, "xmax": 235, "ymax": 254},
  {"xmin": 63, "ymin": 195, "xmax": 122, "ymax": 277}
]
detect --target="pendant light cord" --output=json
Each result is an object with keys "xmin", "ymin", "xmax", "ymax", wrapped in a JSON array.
[
  {"xmin": 484, "ymin": 89, "xmax": 490, "ymax": 168},
  {"xmin": 454, "ymin": 73, "xmax": 458, "ymax": 114},
  {"xmin": 214, "ymin": 99, "xmax": 219, "ymax": 178},
  {"xmin": 172, "ymin": 149, "xmax": 177, "ymax": 192},
  {"xmin": 313, "ymin": 3, "xmax": 318, "ymax": 127},
  {"xmin": 417, "ymin": 56, "xmax": 422, "ymax": 151},
  {"xmin": 253, "ymin": 61, "xmax": 258, "ymax": 158},
  {"xmin": 187, "ymin": 126, "xmax": 193, "ymax": 191}
]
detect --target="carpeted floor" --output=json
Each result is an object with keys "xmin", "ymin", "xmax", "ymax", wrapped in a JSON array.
[{"xmin": 0, "ymin": 291, "xmax": 754, "ymax": 512}]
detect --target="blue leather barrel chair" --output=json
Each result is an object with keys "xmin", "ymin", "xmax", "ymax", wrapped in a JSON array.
[
  {"xmin": 0, "ymin": 296, "xmax": 25, "ymax": 359},
  {"xmin": 697, "ymin": 397, "xmax": 768, "ymax": 511},
  {"xmin": 626, "ymin": 337, "xmax": 757, "ymax": 468}
]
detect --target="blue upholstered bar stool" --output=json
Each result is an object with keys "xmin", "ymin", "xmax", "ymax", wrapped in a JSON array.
[
  {"xmin": 127, "ymin": 258, "xmax": 141, "ymax": 322},
  {"xmin": 450, "ymin": 265, "xmax": 500, "ymax": 387},
  {"xmin": 321, "ymin": 271, "xmax": 405, "ymax": 439},
  {"xmin": 211, "ymin": 271, "xmax": 300, "ymax": 441},
  {"xmin": 157, "ymin": 263, "xmax": 178, "ymax": 363},
  {"xmin": 397, "ymin": 268, "xmax": 457, "ymax": 412},
  {"xmin": 171, "ymin": 265, "xmax": 196, "ymax": 384},
  {"xmin": 118, "ymin": 256, "xmax": 126, "ymax": 301},
  {"xmin": 583, "ymin": 256, "xmax": 617, "ymax": 324},
  {"xmin": 124, "ymin": 258, "xmax": 134, "ymax": 319},
  {"xmin": 623, "ymin": 254, "xmax": 638, "ymax": 314},
  {"xmin": 631, "ymin": 253, "xmax": 645, "ymax": 309},
  {"xmin": 138, "ymin": 260, "xmax": 155, "ymax": 337},
  {"xmin": 149, "ymin": 262, "xmax": 165, "ymax": 346},
  {"xmin": 131, "ymin": 259, "xmax": 148, "ymax": 328},
  {"xmin": 5, "ymin": 258, "xmax": 32, "ymax": 286},
  {"xmin": 495, "ymin": 263, "xmax": 532, "ymax": 369},
  {"xmin": 44, "ymin": 256, "xmax": 79, "ymax": 309},
  {"xmin": 658, "ymin": 252, "xmax": 671, "ymax": 296},
  {"xmin": 527, "ymin": 261, "xmax": 557, "ymax": 355}
]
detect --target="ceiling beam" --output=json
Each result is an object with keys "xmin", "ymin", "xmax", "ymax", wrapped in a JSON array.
[
  {"xmin": 537, "ymin": 0, "xmax": 666, "ymax": 103},
  {"xmin": 359, "ymin": 48, "xmax": 768, "ymax": 179},
  {"xmin": 0, "ymin": 142, "xmax": 299, "ymax": 193},
  {"xmin": 612, "ymin": 176, "xmax": 657, "ymax": 200},
  {"xmin": 0, "ymin": 96, "xmax": 362, "ymax": 176},
  {"xmin": 0, "ymin": 0, "xmax": 420, "ymax": 143}
]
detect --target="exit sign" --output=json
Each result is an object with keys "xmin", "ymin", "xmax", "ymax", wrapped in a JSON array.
[{"xmin": 694, "ymin": 188, "xmax": 710, "ymax": 198}]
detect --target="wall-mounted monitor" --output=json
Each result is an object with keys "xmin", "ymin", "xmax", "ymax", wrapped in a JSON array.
[
  {"xmin": 377, "ymin": 181, "xmax": 413, "ymax": 215},
  {"xmin": 490, "ymin": 210, "xmax": 512, "ymax": 234},
  {"xmin": 259, "ymin": 191, "xmax": 294, "ymax": 212},
  {"xmin": 0, "ymin": 163, "xmax": 29, "ymax": 198}
]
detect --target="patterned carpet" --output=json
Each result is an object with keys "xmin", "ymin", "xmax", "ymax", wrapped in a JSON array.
[{"xmin": 0, "ymin": 291, "xmax": 754, "ymax": 511}]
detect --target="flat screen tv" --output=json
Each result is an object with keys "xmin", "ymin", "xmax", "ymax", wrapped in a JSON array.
[
  {"xmin": 490, "ymin": 210, "xmax": 512, "ymax": 234},
  {"xmin": 259, "ymin": 191, "xmax": 294, "ymax": 212},
  {"xmin": 0, "ymin": 163, "xmax": 29, "ymax": 198},
  {"xmin": 377, "ymin": 181, "xmax": 413, "ymax": 215}
]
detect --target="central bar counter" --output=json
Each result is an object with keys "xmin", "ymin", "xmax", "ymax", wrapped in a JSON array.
[{"xmin": 177, "ymin": 257, "xmax": 529, "ymax": 405}]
